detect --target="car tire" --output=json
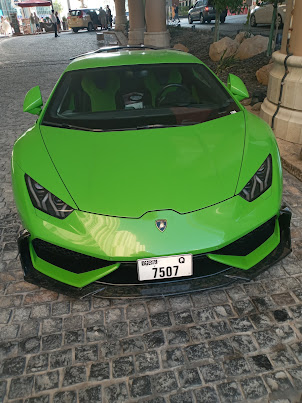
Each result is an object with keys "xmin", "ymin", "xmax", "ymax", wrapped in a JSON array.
[
  {"xmin": 72, "ymin": 28, "xmax": 79, "ymax": 33},
  {"xmin": 250, "ymin": 14, "xmax": 257, "ymax": 27},
  {"xmin": 88, "ymin": 22, "xmax": 93, "ymax": 31},
  {"xmin": 200, "ymin": 13, "xmax": 205, "ymax": 24},
  {"xmin": 188, "ymin": 15, "xmax": 193, "ymax": 24}
]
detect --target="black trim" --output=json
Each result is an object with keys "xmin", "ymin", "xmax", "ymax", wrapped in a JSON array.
[
  {"xmin": 32, "ymin": 238, "xmax": 113, "ymax": 274},
  {"xmin": 18, "ymin": 207, "xmax": 292, "ymax": 298},
  {"xmin": 31, "ymin": 215, "xmax": 277, "ymax": 274},
  {"xmin": 211, "ymin": 216, "xmax": 276, "ymax": 256}
]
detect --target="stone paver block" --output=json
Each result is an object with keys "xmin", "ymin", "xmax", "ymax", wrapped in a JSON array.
[
  {"xmin": 151, "ymin": 371, "xmax": 178, "ymax": 394},
  {"xmin": 130, "ymin": 375, "xmax": 152, "ymax": 398},
  {"xmin": 1, "ymin": 356, "xmax": 26, "ymax": 377},
  {"xmin": 240, "ymin": 376, "xmax": 268, "ymax": 400},
  {"xmin": 50, "ymin": 349, "xmax": 72, "ymax": 369},
  {"xmin": 26, "ymin": 353, "xmax": 49, "ymax": 373},
  {"xmin": 79, "ymin": 385, "xmax": 102, "ymax": 403},
  {"xmin": 264, "ymin": 371, "xmax": 293, "ymax": 392},
  {"xmin": 166, "ymin": 329, "xmax": 189, "ymax": 345},
  {"xmin": 121, "ymin": 337, "xmax": 144, "ymax": 354},
  {"xmin": 129, "ymin": 318, "xmax": 150, "ymax": 335},
  {"xmin": 194, "ymin": 386, "xmax": 220, "ymax": 403},
  {"xmin": 189, "ymin": 325, "xmax": 212, "ymax": 342},
  {"xmin": 143, "ymin": 330, "xmax": 165, "ymax": 349},
  {"xmin": 35, "ymin": 370, "xmax": 59, "ymax": 392},
  {"xmin": 63, "ymin": 365, "xmax": 86, "ymax": 386},
  {"xmin": 64, "ymin": 329, "xmax": 85, "ymax": 345},
  {"xmin": 89, "ymin": 362, "xmax": 110, "ymax": 381},
  {"xmin": 8, "ymin": 376, "xmax": 34, "ymax": 399},
  {"xmin": 150, "ymin": 312, "xmax": 172, "ymax": 328},
  {"xmin": 185, "ymin": 342, "xmax": 211, "ymax": 362},
  {"xmin": 104, "ymin": 382, "xmax": 128, "ymax": 403},
  {"xmin": 135, "ymin": 351, "xmax": 160, "ymax": 373},
  {"xmin": 75, "ymin": 345, "xmax": 98, "ymax": 362},
  {"xmin": 161, "ymin": 347, "xmax": 184, "ymax": 368},
  {"xmin": 100, "ymin": 340, "xmax": 121, "ymax": 359},
  {"xmin": 217, "ymin": 381, "xmax": 243, "ymax": 402},
  {"xmin": 19, "ymin": 337, "xmax": 41, "ymax": 355},
  {"xmin": 223, "ymin": 357, "xmax": 251, "ymax": 376},
  {"xmin": 199, "ymin": 362, "xmax": 225, "ymax": 383},
  {"xmin": 113, "ymin": 355, "xmax": 135, "ymax": 378},
  {"xmin": 248, "ymin": 354, "xmax": 273, "ymax": 372},
  {"xmin": 178, "ymin": 368, "xmax": 202, "ymax": 388},
  {"xmin": 42, "ymin": 334, "xmax": 62, "ymax": 351},
  {"xmin": 53, "ymin": 391, "xmax": 76, "ymax": 403},
  {"xmin": 86, "ymin": 326, "xmax": 106, "ymax": 342}
]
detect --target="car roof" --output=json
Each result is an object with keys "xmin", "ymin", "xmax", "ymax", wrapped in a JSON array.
[{"xmin": 66, "ymin": 49, "xmax": 202, "ymax": 72}]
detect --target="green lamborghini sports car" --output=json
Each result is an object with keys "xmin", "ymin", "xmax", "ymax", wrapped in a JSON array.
[{"xmin": 12, "ymin": 46, "xmax": 291, "ymax": 298}]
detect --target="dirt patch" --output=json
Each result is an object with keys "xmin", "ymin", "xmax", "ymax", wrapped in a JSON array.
[{"xmin": 169, "ymin": 27, "xmax": 270, "ymax": 97}]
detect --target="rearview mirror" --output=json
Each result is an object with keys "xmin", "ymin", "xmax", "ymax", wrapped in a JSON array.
[
  {"xmin": 23, "ymin": 86, "xmax": 43, "ymax": 115},
  {"xmin": 227, "ymin": 74, "xmax": 249, "ymax": 102}
]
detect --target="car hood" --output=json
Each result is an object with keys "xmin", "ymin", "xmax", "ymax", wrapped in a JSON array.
[{"xmin": 40, "ymin": 112, "xmax": 246, "ymax": 218}]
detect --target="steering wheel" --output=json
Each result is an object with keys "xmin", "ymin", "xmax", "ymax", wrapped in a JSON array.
[{"xmin": 156, "ymin": 83, "xmax": 191, "ymax": 107}]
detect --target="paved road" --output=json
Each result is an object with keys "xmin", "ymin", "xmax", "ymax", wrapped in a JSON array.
[
  {"xmin": 0, "ymin": 32, "xmax": 302, "ymax": 403},
  {"xmin": 177, "ymin": 14, "xmax": 280, "ymax": 37}
]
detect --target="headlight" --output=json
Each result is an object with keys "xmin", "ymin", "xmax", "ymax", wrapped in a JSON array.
[
  {"xmin": 25, "ymin": 175, "xmax": 73, "ymax": 219},
  {"xmin": 240, "ymin": 155, "xmax": 272, "ymax": 202}
]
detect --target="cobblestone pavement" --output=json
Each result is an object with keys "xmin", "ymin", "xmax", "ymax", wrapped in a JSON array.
[{"xmin": 1, "ymin": 32, "xmax": 302, "ymax": 403}]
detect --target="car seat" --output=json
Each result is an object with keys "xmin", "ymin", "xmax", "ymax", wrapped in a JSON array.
[{"xmin": 81, "ymin": 72, "xmax": 121, "ymax": 112}]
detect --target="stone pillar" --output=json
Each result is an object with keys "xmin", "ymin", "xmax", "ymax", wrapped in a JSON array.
[
  {"xmin": 288, "ymin": 0, "xmax": 302, "ymax": 56},
  {"xmin": 128, "ymin": 0, "xmax": 145, "ymax": 45},
  {"xmin": 144, "ymin": 0, "xmax": 170, "ymax": 48},
  {"xmin": 114, "ymin": 0, "xmax": 127, "ymax": 31},
  {"xmin": 260, "ymin": 0, "xmax": 302, "ymax": 145}
]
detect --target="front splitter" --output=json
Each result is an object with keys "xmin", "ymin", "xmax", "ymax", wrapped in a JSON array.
[{"xmin": 18, "ymin": 207, "xmax": 292, "ymax": 299}]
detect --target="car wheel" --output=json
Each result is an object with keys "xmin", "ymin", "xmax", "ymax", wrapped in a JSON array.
[
  {"xmin": 88, "ymin": 22, "xmax": 93, "ymax": 31},
  {"xmin": 72, "ymin": 28, "xmax": 79, "ymax": 33},
  {"xmin": 188, "ymin": 15, "xmax": 193, "ymax": 24},
  {"xmin": 200, "ymin": 13, "xmax": 205, "ymax": 24},
  {"xmin": 250, "ymin": 14, "xmax": 257, "ymax": 27},
  {"xmin": 275, "ymin": 14, "xmax": 283, "ymax": 28}
]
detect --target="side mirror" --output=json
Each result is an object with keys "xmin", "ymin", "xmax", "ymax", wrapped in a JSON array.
[
  {"xmin": 23, "ymin": 86, "xmax": 43, "ymax": 115},
  {"xmin": 227, "ymin": 74, "xmax": 249, "ymax": 102}
]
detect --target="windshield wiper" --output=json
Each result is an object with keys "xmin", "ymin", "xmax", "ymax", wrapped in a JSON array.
[
  {"xmin": 42, "ymin": 121, "xmax": 104, "ymax": 132},
  {"xmin": 136, "ymin": 124, "xmax": 184, "ymax": 130}
]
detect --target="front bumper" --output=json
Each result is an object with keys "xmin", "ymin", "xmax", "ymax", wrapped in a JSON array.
[{"xmin": 18, "ymin": 207, "xmax": 292, "ymax": 298}]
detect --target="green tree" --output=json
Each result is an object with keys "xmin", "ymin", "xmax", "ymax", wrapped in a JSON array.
[
  {"xmin": 52, "ymin": 0, "xmax": 63, "ymax": 13},
  {"xmin": 213, "ymin": 0, "xmax": 243, "ymax": 42}
]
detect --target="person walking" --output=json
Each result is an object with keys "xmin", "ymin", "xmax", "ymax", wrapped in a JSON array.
[
  {"xmin": 106, "ymin": 5, "xmax": 112, "ymax": 29},
  {"xmin": 50, "ymin": 9, "xmax": 59, "ymax": 37},
  {"xmin": 34, "ymin": 12, "xmax": 40, "ymax": 33},
  {"xmin": 30, "ymin": 12, "xmax": 36, "ymax": 34},
  {"xmin": 55, "ymin": 11, "xmax": 61, "ymax": 33},
  {"xmin": 174, "ymin": 4, "xmax": 180, "ymax": 22},
  {"xmin": 98, "ymin": 7, "xmax": 107, "ymax": 30}
]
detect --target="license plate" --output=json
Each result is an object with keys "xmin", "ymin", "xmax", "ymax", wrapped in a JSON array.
[{"xmin": 137, "ymin": 254, "xmax": 192, "ymax": 281}]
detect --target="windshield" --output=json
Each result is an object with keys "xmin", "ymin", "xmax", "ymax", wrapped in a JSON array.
[{"xmin": 42, "ymin": 63, "xmax": 240, "ymax": 131}]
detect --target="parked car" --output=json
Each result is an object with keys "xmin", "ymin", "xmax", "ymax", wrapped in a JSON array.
[
  {"xmin": 188, "ymin": 0, "xmax": 227, "ymax": 24},
  {"xmin": 67, "ymin": 8, "xmax": 99, "ymax": 33},
  {"xmin": 250, "ymin": 1, "xmax": 286, "ymax": 27},
  {"xmin": 13, "ymin": 46, "xmax": 291, "ymax": 298}
]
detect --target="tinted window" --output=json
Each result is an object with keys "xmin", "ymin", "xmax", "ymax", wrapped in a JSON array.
[
  {"xmin": 42, "ymin": 63, "xmax": 240, "ymax": 132},
  {"xmin": 70, "ymin": 10, "xmax": 82, "ymax": 16}
]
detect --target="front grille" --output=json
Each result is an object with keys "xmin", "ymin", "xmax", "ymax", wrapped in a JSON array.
[
  {"xmin": 31, "ymin": 216, "xmax": 277, "ymax": 276},
  {"xmin": 32, "ymin": 239, "xmax": 115, "ymax": 274}
]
